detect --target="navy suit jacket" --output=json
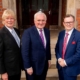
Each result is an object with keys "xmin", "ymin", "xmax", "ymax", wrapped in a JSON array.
[
  {"xmin": 55, "ymin": 28, "xmax": 80, "ymax": 76},
  {"xmin": 21, "ymin": 26, "xmax": 51, "ymax": 75}
]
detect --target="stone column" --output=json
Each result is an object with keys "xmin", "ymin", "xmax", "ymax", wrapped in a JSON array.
[
  {"xmin": 66, "ymin": 0, "xmax": 77, "ymax": 27},
  {"xmin": 66, "ymin": 0, "xmax": 76, "ymax": 15},
  {"xmin": 2, "ymin": 0, "xmax": 18, "ymax": 28}
]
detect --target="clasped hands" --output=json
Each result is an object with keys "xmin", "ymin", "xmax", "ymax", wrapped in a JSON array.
[{"xmin": 58, "ymin": 58, "xmax": 66, "ymax": 67}]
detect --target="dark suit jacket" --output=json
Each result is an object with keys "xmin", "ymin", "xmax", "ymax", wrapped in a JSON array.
[
  {"xmin": 0, "ymin": 26, "xmax": 22, "ymax": 76},
  {"xmin": 21, "ymin": 26, "xmax": 51, "ymax": 75},
  {"xmin": 55, "ymin": 28, "xmax": 80, "ymax": 76}
]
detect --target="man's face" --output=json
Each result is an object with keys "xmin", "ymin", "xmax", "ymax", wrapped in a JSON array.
[
  {"xmin": 34, "ymin": 14, "xmax": 46, "ymax": 29},
  {"xmin": 63, "ymin": 16, "xmax": 74, "ymax": 31}
]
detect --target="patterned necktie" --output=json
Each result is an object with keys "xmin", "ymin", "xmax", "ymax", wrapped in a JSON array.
[
  {"xmin": 62, "ymin": 33, "xmax": 69, "ymax": 59},
  {"xmin": 11, "ymin": 29, "xmax": 20, "ymax": 47},
  {"xmin": 39, "ymin": 29, "xmax": 45, "ymax": 48}
]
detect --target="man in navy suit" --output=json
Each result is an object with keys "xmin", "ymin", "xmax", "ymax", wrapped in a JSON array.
[
  {"xmin": 21, "ymin": 11, "xmax": 51, "ymax": 80},
  {"xmin": 55, "ymin": 14, "xmax": 80, "ymax": 80}
]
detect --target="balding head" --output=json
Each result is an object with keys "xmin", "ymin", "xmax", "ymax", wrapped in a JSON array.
[
  {"xmin": 34, "ymin": 11, "xmax": 47, "ymax": 29},
  {"xmin": 34, "ymin": 11, "xmax": 47, "ymax": 21}
]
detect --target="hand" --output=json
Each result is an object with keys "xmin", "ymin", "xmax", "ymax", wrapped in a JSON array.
[
  {"xmin": 58, "ymin": 58, "xmax": 63, "ymax": 63},
  {"xmin": 48, "ymin": 60, "xmax": 51, "ymax": 68},
  {"xmin": 26, "ymin": 67, "xmax": 33, "ymax": 75},
  {"xmin": 58, "ymin": 58, "xmax": 66, "ymax": 67},
  {"xmin": 1, "ymin": 73, "xmax": 8, "ymax": 80}
]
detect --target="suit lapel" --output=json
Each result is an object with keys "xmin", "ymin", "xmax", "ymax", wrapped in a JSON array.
[
  {"xmin": 14, "ymin": 28, "xmax": 20, "ymax": 38},
  {"xmin": 65, "ymin": 29, "xmax": 75, "ymax": 54},
  {"xmin": 60, "ymin": 31, "xmax": 65, "ymax": 55},
  {"xmin": 44, "ymin": 28, "xmax": 48, "ymax": 47},
  {"xmin": 33, "ymin": 26, "xmax": 45, "ymax": 49},
  {"xmin": 3, "ymin": 26, "xmax": 19, "ymax": 47}
]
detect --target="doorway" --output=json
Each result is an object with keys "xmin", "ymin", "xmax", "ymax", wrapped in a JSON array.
[{"xmin": 16, "ymin": 0, "xmax": 66, "ymax": 29}]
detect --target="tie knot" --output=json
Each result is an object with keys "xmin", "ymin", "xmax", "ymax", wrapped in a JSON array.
[
  {"xmin": 40, "ymin": 29, "xmax": 43, "ymax": 32},
  {"xmin": 11, "ymin": 29, "xmax": 14, "ymax": 33},
  {"xmin": 66, "ymin": 33, "xmax": 69, "ymax": 36}
]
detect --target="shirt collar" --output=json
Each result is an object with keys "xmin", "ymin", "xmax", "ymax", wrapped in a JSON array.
[
  {"xmin": 5, "ymin": 26, "xmax": 13, "ymax": 33},
  {"xmin": 65, "ymin": 28, "xmax": 74, "ymax": 35},
  {"xmin": 37, "ymin": 28, "xmax": 44, "ymax": 32}
]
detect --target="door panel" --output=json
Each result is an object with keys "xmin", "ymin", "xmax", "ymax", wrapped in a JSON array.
[
  {"xmin": 21, "ymin": 0, "xmax": 30, "ymax": 25},
  {"xmin": 29, "ymin": 0, "xmax": 50, "ymax": 26},
  {"xmin": 20, "ymin": 0, "xmax": 59, "ymax": 29},
  {"xmin": 50, "ymin": 0, "xmax": 59, "ymax": 25}
]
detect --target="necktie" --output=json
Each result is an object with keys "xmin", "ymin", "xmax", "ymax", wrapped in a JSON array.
[
  {"xmin": 11, "ymin": 29, "xmax": 20, "ymax": 47},
  {"xmin": 62, "ymin": 33, "xmax": 69, "ymax": 59},
  {"xmin": 39, "ymin": 29, "xmax": 45, "ymax": 48}
]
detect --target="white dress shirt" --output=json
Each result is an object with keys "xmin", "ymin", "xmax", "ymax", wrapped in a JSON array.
[
  {"xmin": 65, "ymin": 28, "xmax": 74, "ymax": 45},
  {"xmin": 37, "ymin": 28, "xmax": 46, "ymax": 48}
]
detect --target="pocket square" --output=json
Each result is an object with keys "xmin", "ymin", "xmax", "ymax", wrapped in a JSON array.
[{"xmin": 72, "ymin": 41, "xmax": 76, "ymax": 44}]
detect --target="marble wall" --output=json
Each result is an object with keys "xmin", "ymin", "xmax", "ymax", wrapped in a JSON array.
[{"xmin": 66, "ymin": 0, "xmax": 76, "ymax": 15}]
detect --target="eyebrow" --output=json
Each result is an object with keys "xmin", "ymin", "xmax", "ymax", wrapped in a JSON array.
[{"xmin": 37, "ymin": 19, "xmax": 45, "ymax": 21}]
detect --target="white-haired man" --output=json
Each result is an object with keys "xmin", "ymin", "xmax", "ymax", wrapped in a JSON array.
[{"xmin": 21, "ymin": 11, "xmax": 51, "ymax": 80}]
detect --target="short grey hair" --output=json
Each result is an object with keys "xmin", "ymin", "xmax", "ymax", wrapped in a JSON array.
[{"xmin": 34, "ymin": 11, "xmax": 47, "ymax": 20}]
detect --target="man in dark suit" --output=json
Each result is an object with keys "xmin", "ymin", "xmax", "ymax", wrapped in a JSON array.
[
  {"xmin": 55, "ymin": 14, "xmax": 80, "ymax": 80},
  {"xmin": 0, "ymin": 9, "xmax": 22, "ymax": 80},
  {"xmin": 21, "ymin": 11, "xmax": 51, "ymax": 80}
]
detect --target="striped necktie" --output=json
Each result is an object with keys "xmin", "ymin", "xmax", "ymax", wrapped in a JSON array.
[
  {"xmin": 11, "ymin": 29, "xmax": 20, "ymax": 47},
  {"xmin": 62, "ymin": 33, "xmax": 69, "ymax": 59},
  {"xmin": 39, "ymin": 29, "xmax": 45, "ymax": 48}
]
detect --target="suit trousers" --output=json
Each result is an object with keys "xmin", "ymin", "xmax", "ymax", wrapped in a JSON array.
[
  {"xmin": 58, "ymin": 68, "xmax": 77, "ymax": 80},
  {"xmin": 25, "ymin": 60, "xmax": 48, "ymax": 80},
  {"xmin": 8, "ymin": 74, "xmax": 21, "ymax": 80}
]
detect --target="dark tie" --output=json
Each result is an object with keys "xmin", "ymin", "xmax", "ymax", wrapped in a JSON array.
[
  {"xmin": 39, "ymin": 29, "xmax": 45, "ymax": 48},
  {"xmin": 62, "ymin": 33, "xmax": 69, "ymax": 59}
]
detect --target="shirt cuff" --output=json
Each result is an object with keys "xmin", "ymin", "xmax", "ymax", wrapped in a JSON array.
[
  {"xmin": 58, "ymin": 58, "xmax": 62, "ymax": 61},
  {"xmin": 64, "ymin": 60, "xmax": 67, "ymax": 66}
]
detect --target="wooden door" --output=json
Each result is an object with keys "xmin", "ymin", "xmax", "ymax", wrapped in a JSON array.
[
  {"xmin": 50, "ymin": 0, "xmax": 59, "ymax": 25},
  {"xmin": 29, "ymin": 0, "xmax": 50, "ymax": 26},
  {"xmin": 18, "ymin": 0, "xmax": 59, "ymax": 29}
]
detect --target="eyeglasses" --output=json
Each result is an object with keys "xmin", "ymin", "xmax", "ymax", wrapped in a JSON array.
[{"xmin": 64, "ymin": 21, "xmax": 74, "ymax": 24}]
